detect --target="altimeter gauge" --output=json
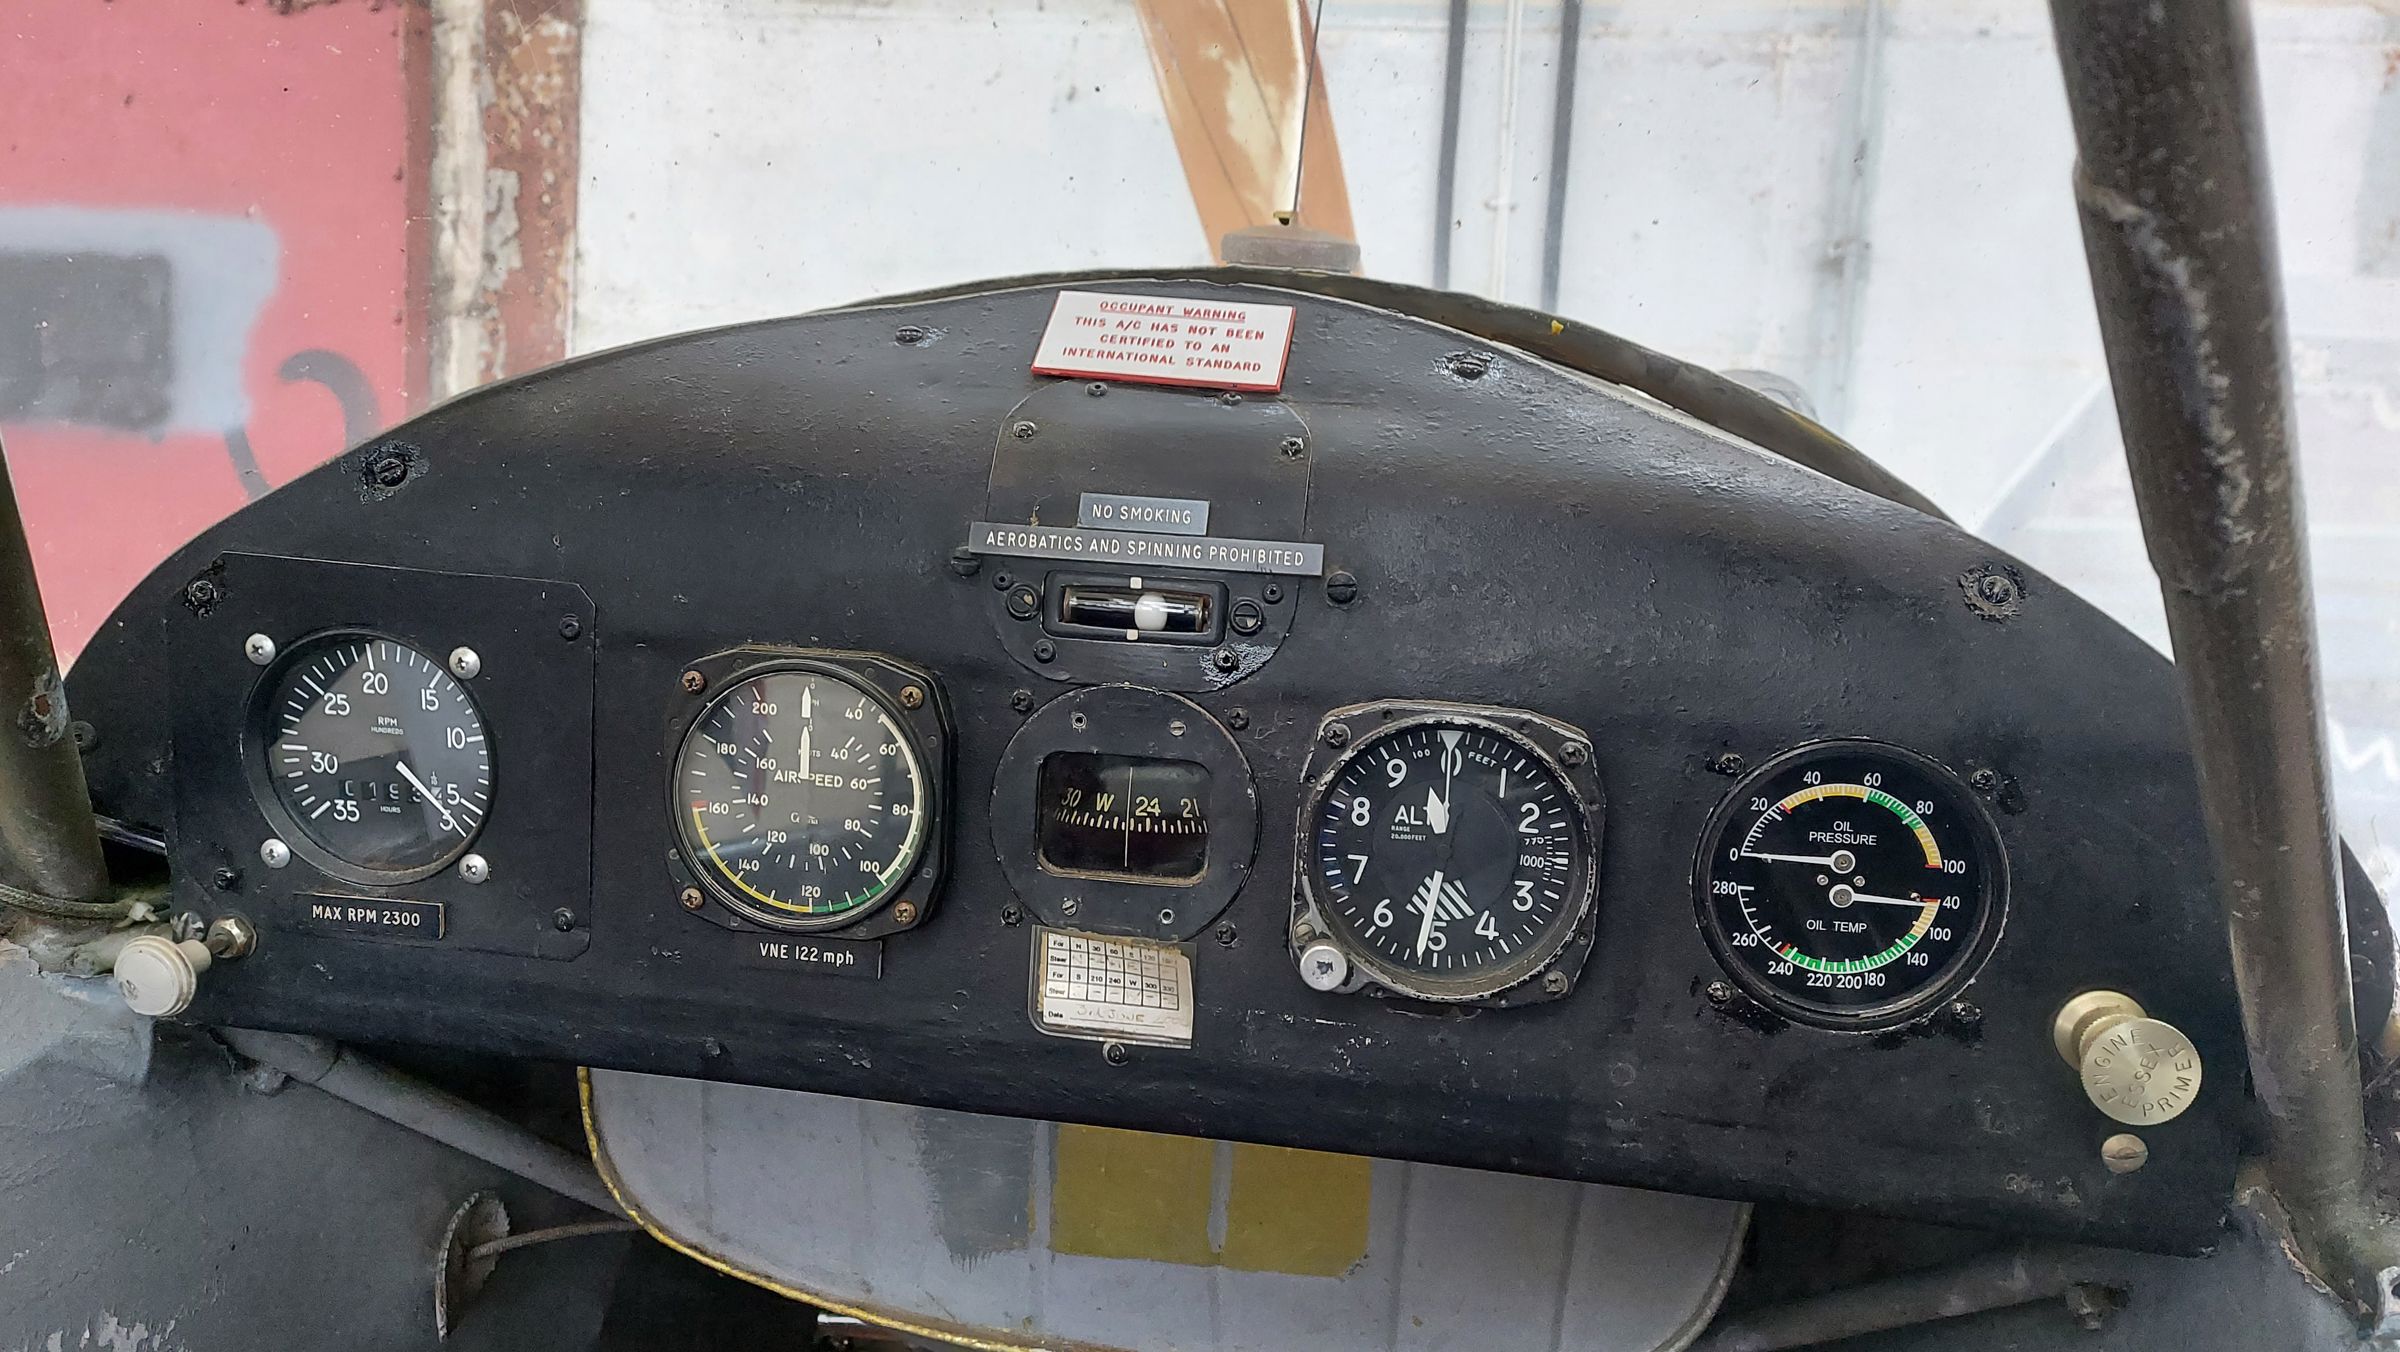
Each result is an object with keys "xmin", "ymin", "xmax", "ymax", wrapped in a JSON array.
[{"xmin": 1296, "ymin": 702, "xmax": 1603, "ymax": 1004}]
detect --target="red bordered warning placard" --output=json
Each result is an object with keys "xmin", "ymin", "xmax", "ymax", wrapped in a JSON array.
[{"xmin": 1030, "ymin": 290, "xmax": 1296, "ymax": 392}]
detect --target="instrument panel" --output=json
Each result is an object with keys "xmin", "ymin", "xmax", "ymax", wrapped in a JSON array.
[{"xmin": 70, "ymin": 274, "xmax": 2339, "ymax": 1256}]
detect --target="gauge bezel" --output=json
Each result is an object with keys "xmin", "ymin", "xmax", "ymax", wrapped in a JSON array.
[
  {"xmin": 1692, "ymin": 738, "xmax": 2010, "ymax": 1031},
  {"xmin": 665, "ymin": 648, "xmax": 950, "ymax": 939},
  {"xmin": 242, "ymin": 628, "xmax": 493, "ymax": 886},
  {"xmin": 1293, "ymin": 700, "xmax": 1605, "ymax": 1006}
]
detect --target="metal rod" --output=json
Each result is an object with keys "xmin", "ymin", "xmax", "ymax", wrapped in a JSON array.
[
  {"xmin": 1430, "ymin": 0, "xmax": 1469, "ymax": 290},
  {"xmin": 466, "ymin": 1219, "xmax": 641, "ymax": 1263},
  {"xmin": 1689, "ymin": 1245, "xmax": 2098, "ymax": 1352},
  {"xmin": 2046, "ymin": 0, "xmax": 2400, "ymax": 1318},
  {"xmin": 1537, "ymin": 0, "xmax": 1582, "ymax": 312},
  {"xmin": 219, "ymin": 1027, "xmax": 628, "ymax": 1218},
  {"xmin": 0, "ymin": 438, "xmax": 111, "ymax": 916}
]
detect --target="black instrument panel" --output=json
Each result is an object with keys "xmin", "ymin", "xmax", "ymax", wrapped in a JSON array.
[{"xmin": 69, "ymin": 274, "xmax": 2330, "ymax": 1254}]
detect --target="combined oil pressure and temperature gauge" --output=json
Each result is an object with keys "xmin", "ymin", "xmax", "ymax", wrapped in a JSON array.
[
  {"xmin": 1295, "ymin": 702, "xmax": 1603, "ymax": 1004},
  {"xmin": 1695, "ymin": 741, "xmax": 2007, "ymax": 1028}
]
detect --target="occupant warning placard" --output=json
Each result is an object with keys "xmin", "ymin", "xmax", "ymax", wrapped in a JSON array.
[{"xmin": 1030, "ymin": 290, "xmax": 1296, "ymax": 392}]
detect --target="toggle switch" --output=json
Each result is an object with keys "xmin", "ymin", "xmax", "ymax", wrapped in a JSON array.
[{"xmin": 2053, "ymin": 989, "xmax": 2202, "ymax": 1126}]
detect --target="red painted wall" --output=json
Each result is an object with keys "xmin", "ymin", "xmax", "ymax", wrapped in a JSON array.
[{"xmin": 0, "ymin": 2, "xmax": 413, "ymax": 660}]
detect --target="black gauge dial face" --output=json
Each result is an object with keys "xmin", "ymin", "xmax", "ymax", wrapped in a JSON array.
[
  {"xmin": 675, "ymin": 668, "xmax": 927, "ymax": 931},
  {"xmin": 1309, "ymin": 720, "xmax": 1593, "ymax": 996},
  {"xmin": 252, "ymin": 635, "xmax": 491, "ymax": 875},
  {"xmin": 1696, "ymin": 742, "xmax": 2006, "ymax": 1027}
]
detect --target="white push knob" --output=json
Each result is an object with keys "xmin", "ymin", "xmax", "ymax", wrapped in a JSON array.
[
  {"xmin": 115, "ymin": 935, "xmax": 215, "ymax": 1018},
  {"xmin": 1298, "ymin": 940, "xmax": 1350, "ymax": 992}
]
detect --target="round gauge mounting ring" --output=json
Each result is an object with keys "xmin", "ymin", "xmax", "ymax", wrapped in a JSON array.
[
  {"xmin": 990, "ymin": 684, "xmax": 1259, "ymax": 941},
  {"xmin": 666, "ymin": 648, "xmax": 950, "ymax": 938},
  {"xmin": 244, "ymin": 630, "xmax": 494, "ymax": 886},
  {"xmin": 1294, "ymin": 700, "xmax": 1605, "ymax": 1006},
  {"xmin": 1693, "ymin": 739, "xmax": 2009, "ymax": 1030}
]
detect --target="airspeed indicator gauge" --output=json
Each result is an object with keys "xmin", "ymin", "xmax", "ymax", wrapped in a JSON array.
[
  {"xmin": 1695, "ymin": 740, "xmax": 2007, "ymax": 1028},
  {"xmin": 1295, "ymin": 702, "xmax": 1603, "ymax": 1004}
]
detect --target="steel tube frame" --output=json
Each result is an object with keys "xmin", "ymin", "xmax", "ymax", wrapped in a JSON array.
[
  {"xmin": 2047, "ymin": 0, "xmax": 2399, "ymax": 1317},
  {"xmin": 0, "ymin": 440, "xmax": 110, "ymax": 916}
]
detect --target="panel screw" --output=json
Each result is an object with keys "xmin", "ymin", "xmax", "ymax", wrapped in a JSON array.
[
  {"xmin": 1103, "ymin": 1042, "xmax": 1130, "ymax": 1066},
  {"xmin": 243, "ymin": 633, "xmax": 278, "ymax": 666},
  {"xmin": 1001, "ymin": 903, "xmax": 1023, "ymax": 926},
  {"xmin": 1969, "ymin": 768, "xmax": 1998, "ymax": 792},
  {"xmin": 1010, "ymin": 689, "xmax": 1034, "ymax": 713},
  {"xmin": 1226, "ymin": 709, "xmax": 1249, "ymax": 732},
  {"xmin": 1541, "ymin": 970, "xmax": 1571, "ymax": 995},
  {"xmin": 1061, "ymin": 898, "xmax": 1080, "ymax": 917},
  {"xmin": 1218, "ymin": 391, "xmax": 1243, "ymax": 406},
  {"xmin": 1560, "ymin": 741, "xmax": 1590, "ymax": 767},
  {"xmin": 448, "ymin": 647, "xmax": 482, "ymax": 680},
  {"xmin": 1445, "ymin": 351, "xmax": 1493, "ymax": 380},
  {"xmin": 458, "ymin": 854, "xmax": 491, "ymax": 885},
  {"xmin": 1158, "ymin": 908, "xmax": 1177, "ymax": 928},
  {"xmin": 2101, "ymin": 1133, "xmax": 2149, "ymax": 1174},
  {"xmin": 70, "ymin": 720, "xmax": 96, "ymax": 752},
  {"xmin": 1949, "ymin": 999, "xmax": 1983, "ymax": 1028},
  {"xmin": 552, "ymin": 908, "xmax": 576, "ymax": 932},
  {"xmin": 679, "ymin": 886, "xmax": 704, "ymax": 912},
  {"xmin": 1006, "ymin": 585, "xmax": 1041, "ymax": 620},
  {"xmin": 368, "ymin": 452, "xmax": 411, "ymax": 489},
  {"xmin": 1216, "ymin": 922, "xmax": 1238, "ymax": 947},
  {"xmin": 1212, "ymin": 648, "xmax": 1239, "ymax": 673},
  {"xmin": 1011, "ymin": 420, "xmax": 1039, "ymax": 440},
  {"xmin": 558, "ymin": 615, "xmax": 583, "ymax": 640},
  {"xmin": 184, "ymin": 577, "xmax": 223, "ymax": 612},
  {"xmin": 893, "ymin": 324, "xmax": 928, "ymax": 345},
  {"xmin": 1706, "ymin": 752, "xmax": 1747, "ymax": 777},
  {"xmin": 1263, "ymin": 583, "xmax": 1284, "ymax": 605},
  {"xmin": 893, "ymin": 900, "xmax": 920, "ymax": 927},
  {"xmin": 1324, "ymin": 570, "xmax": 1359, "ymax": 606},
  {"xmin": 681, "ymin": 670, "xmax": 708, "ymax": 694},
  {"xmin": 1229, "ymin": 599, "xmax": 1265, "ymax": 635},
  {"xmin": 1705, "ymin": 980, "xmax": 1734, "ymax": 1006},
  {"xmin": 991, "ymin": 570, "xmax": 1015, "ymax": 592},
  {"xmin": 898, "ymin": 685, "xmax": 925, "ymax": 710},
  {"xmin": 1033, "ymin": 639, "xmax": 1057, "ymax": 663},
  {"xmin": 950, "ymin": 546, "xmax": 982, "ymax": 578},
  {"xmin": 260, "ymin": 839, "xmax": 291, "ymax": 869},
  {"xmin": 212, "ymin": 867, "xmax": 241, "ymax": 892},
  {"xmin": 1086, "ymin": 381, "xmax": 1108, "ymax": 397},
  {"xmin": 1279, "ymin": 435, "xmax": 1307, "ymax": 459},
  {"xmin": 1324, "ymin": 723, "xmax": 1351, "ymax": 749}
]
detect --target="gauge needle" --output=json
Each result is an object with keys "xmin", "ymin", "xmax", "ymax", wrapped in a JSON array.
[
  {"xmin": 1413, "ymin": 869, "xmax": 1446, "ymax": 959},
  {"xmin": 1841, "ymin": 890, "xmax": 1931, "ymax": 908},
  {"xmin": 1744, "ymin": 851, "xmax": 1843, "ymax": 866},
  {"xmin": 799, "ymin": 720, "xmax": 812, "ymax": 780},
  {"xmin": 1425, "ymin": 787, "xmax": 1451, "ymax": 835},
  {"xmin": 396, "ymin": 760, "xmax": 462, "ymax": 835}
]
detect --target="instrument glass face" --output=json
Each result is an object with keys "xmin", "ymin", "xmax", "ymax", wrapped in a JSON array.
[
  {"xmin": 1695, "ymin": 742, "xmax": 2005, "ymax": 1026},
  {"xmin": 1307, "ymin": 718, "xmax": 1593, "ymax": 996},
  {"xmin": 675, "ymin": 668, "xmax": 928, "ymax": 930},
  {"xmin": 252, "ymin": 634, "xmax": 491, "ymax": 874},
  {"xmin": 1037, "ymin": 752, "xmax": 1212, "ymax": 883}
]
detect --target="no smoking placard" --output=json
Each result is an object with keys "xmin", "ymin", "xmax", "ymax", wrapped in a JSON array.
[{"xmin": 1030, "ymin": 290, "xmax": 1297, "ymax": 392}]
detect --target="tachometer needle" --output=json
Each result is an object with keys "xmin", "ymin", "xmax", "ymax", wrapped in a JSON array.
[{"xmin": 396, "ymin": 760, "xmax": 463, "ymax": 835}]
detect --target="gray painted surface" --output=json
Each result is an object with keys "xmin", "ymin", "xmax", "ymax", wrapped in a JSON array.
[
  {"xmin": 0, "ymin": 947, "xmax": 626, "ymax": 1352},
  {"xmin": 588, "ymin": 1067, "xmax": 1748, "ymax": 1352}
]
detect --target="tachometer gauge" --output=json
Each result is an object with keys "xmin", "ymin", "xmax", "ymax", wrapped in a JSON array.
[
  {"xmin": 248, "ymin": 633, "xmax": 491, "ymax": 880},
  {"xmin": 1298, "ymin": 703, "xmax": 1603, "ymax": 1004},
  {"xmin": 1695, "ymin": 741, "xmax": 2006, "ymax": 1028},
  {"xmin": 675, "ymin": 664, "xmax": 930, "ymax": 932}
]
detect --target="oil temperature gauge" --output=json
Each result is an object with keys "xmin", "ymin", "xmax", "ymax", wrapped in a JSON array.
[{"xmin": 1695, "ymin": 740, "xmax": 2007, "ymax": 1028}]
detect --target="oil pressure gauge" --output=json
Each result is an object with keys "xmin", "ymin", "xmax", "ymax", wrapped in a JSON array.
[
  {"xmin": 1695, "ymin": 740, "xmax": 2007, "ymax": 1028},
  {"xmin": 1294, "ymin": 701, "xmax": 1604, "ymax": 1005}
]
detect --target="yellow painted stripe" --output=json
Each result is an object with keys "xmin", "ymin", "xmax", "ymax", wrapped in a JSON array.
[
  {"xmin": 1050, "ymin": 1125, "xmax": 1217, "ymax": 1266},
  {"xmin": 1221, "ymin": 1144, "xmax": 1371, "ymax": 1276}
]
